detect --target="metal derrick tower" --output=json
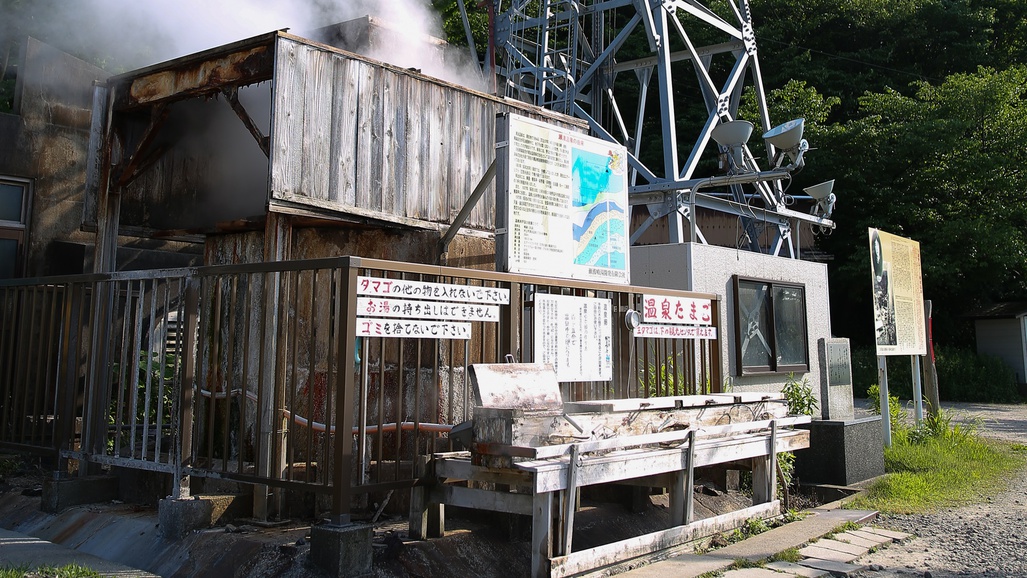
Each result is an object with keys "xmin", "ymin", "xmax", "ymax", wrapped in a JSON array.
[{"xmin": 469, "ymin": 0, "xmax": 834, "ymax": 256}]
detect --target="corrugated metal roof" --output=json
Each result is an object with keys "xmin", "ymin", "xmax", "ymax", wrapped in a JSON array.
[{"xmin": 966, "ymin": 301, "xmax": 1027, "ymax": 319}]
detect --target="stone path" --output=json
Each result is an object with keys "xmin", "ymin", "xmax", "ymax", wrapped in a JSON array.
[{"xmin": 720, "ymin": 526, "xmax": 911, "ymax": 578}]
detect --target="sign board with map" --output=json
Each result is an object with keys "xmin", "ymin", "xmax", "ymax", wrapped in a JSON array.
[{"xmin": 496, "ymin": 114, "xmax": 630, "ymax": 284}]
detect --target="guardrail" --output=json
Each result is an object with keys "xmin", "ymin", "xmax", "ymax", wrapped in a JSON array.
[{"xmin": 0, "ymin": 256, "xmax": 721, "ymax": 520}]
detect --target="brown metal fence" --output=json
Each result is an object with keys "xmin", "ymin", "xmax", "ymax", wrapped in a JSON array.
[{"xmin": 0, "ymin": 256, "xmax": 720, "ymax": 519}]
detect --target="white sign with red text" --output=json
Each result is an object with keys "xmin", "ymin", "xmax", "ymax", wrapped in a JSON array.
[
  {"xmin": 633, "ymin": 324, "xmax": 717, "ymax": 340},
  {"xmin": 355, "ymin": 276, "xmax": 508, "ymax": 340},
  {"xmin": 641, "ymin": 294, "xmax": 713, "ymax": 326}
]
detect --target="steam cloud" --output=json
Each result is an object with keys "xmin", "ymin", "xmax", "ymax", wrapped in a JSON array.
[{"xmin": 3, "ymin": 0, "xmax": 484, "ymax": 89}]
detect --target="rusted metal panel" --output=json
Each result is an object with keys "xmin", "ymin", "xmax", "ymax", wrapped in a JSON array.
[{"xmin": 123, "ymin": 45, "xmax": 273, "ymax": 109}]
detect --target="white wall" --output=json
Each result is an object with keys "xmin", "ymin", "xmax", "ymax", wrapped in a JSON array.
[
  {"xmin": 974, "ymin": 318, "xmax": 1027, "ymax": 382},
  {"xmin": 631, "ymin": 243, "xmax": 832, "ymax": 404}
]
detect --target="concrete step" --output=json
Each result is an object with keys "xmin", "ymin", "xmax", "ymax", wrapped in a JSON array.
[
  {"xmin": 794, "ymin": 525, "xmax": 912, "ymax": 577},
  {"xmin": 765, "ymin": 560, "xmax": 830, "ymax": 577}
]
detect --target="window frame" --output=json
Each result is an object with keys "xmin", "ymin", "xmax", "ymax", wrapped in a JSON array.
[
  {"xmin": 0, "ymin": 176, "xmax": 32, "ymax": 279},
  {"xmin": 732, "ymin": 275, "xmax": 809, "ymax": 376}
]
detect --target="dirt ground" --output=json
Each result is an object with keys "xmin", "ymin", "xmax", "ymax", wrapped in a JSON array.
[{"xmin": 852, "ymin": 400, "xmax": 1027, "ymax": 578}]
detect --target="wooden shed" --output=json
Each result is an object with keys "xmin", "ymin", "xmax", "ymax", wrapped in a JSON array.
[
  {"xmin": 86, "ymin": 25, "xmax": 586, "ymax": 271},
  {"xmin": 968, "ymin": 301, "xmax": 1027, "ymax": 383}
]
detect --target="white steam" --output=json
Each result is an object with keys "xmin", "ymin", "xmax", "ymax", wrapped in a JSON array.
[{"xmin": 3, "ymin": 0, "xmax": 484, "ymax": 90}]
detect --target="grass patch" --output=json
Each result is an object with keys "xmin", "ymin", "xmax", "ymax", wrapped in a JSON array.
[
  {"xmin": 768, "ymin": 547, "xmax": 803, "ymax": 563},
  {"xmin": 726, "ymin": 558, "xmax": 763, "ymax": 570},
  {"xmin": 0, "ymin": 565, "xmax": 102, "ymax": 578},
  {"xmin": 846, "ymin": 433, "xmax": 1026, "ymax": 514}
]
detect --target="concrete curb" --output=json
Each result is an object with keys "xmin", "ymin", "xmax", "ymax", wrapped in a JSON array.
[
  {"xmin": 619, "ymin": 497, "xmax": 879, "ymax": 578},
  {"xmin": 0, "ymin": 527, "xmax": 160, "ymax": 577}
]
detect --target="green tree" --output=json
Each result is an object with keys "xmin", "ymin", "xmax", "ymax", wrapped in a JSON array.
[
  {"xmin": 750, "ymin": 0, "xmax": 997, "ymax": 117},
  {"xmin": 820, "ymin": 65, "xmax": 1027, "ymax": 344}
]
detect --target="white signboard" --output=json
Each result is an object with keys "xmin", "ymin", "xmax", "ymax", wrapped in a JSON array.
[
  {"xmin": 533, "ymin": 293, "xmax": 613, "ymax": 382},
  {"xmin": 499, "ymin": 114, "xmax": 630, "ymax": 284},
  {"xmin": 868, "ymin": 229, "xmax": 927, "ymax": 356},
  {"xmin": 633, "ymin": 325, "xmax": 718, "ymax": 339},
  {"xmin": 356, "ymin": 277, "xmax": 510, "ymax": 304},
  {"xmin": 356, "ymin": 318, "xmax": 471, "ymax": 339},
  {"xmin": 355, "ymin": 277, "xmax": 508, "ymax": 340},
  {"xmin": 357, "ymin": 297, "xmax": 500, "ymax": 322}
]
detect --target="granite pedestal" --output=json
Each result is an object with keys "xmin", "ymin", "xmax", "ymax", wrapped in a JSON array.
[{"xmin": 794, "ymin": 415, "xmax": 884, "ymax": 486}]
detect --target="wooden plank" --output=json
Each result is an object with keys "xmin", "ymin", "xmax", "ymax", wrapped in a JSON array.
[
  {"xmin": 471, "ymin": 402, "xmax": 797, "ymax": 448},
  {"xmin": 381, "ymin": 71, "xmax": 401, "ymax": 215},
  {"xmin": 333, "ymin": 59, "xmax": 360, "ymax": 206},
  {"xmin": 550, "ymin": 501, "xmax": 781, "ymax": 578},
  {"xmin": 445, "ymin": 91, "xmax": 469, "ymax": 222},
  {"xmin": 434, "ymin": 484, "xmax": 532, "ymax": 516},
  {"xmin": 427, "ymin": 83, "xmax": 448, "ymax": 222},
  {"xmin": 434, "ymin": 456, "xmax": 534, "ymax": 485},
  {"xmin": 563, "ymin": 394, "xmax": 745, "ymax": 413},
  {"xmin": 522, "ymin": 429, "xmax": 809, "ymax": 493},
  {"xmin": 499, "ymin": 427, "xmax": 694, "ymax": 459},
  {"xmin": 489, "ymin": 415, "xmax": 808, "ymax": 464},
  {"xmin": 299, "ymin": 46, "xmax": 333, "ymax": 202},
  {"xmin": 469, "ymin": 363, "xmax": 563, "ymax": 410},
  {"xmin": 353, "ymin": 64, "xmax": 381, "ymax": 211},
  {"xmin": 270, "ymin": 40, "xmax": 303, "ymax": 199}
]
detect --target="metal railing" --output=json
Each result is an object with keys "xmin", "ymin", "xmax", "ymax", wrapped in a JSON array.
[{"xmin": 0, "ymin": 256, "xmax": 721, "ymax": 519}]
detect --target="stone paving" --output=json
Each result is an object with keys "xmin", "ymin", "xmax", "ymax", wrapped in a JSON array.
[{"xmin": 720, "ymin": 526, "xmax": 911, "ymax": 578}]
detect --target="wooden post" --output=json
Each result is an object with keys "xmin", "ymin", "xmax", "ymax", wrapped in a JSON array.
[
  {"xmin": 923, "ymin": 300, "xmax": 941, "ymax": 418},
  {"xmin": 409, "ymin": 456, "xmax": 444, "ymax": 539},
  {"xmin": 561, "ymin": 444, "xmax": 581, "ymax": 554},
  {"xmin": 254, "ymin": 212, "xmax": 291, "ymax": 521},
  {"xmin": 752, "ymin": 421, "xmax": 777, "ymax": 504},
  {"xmin": 531, "ymin": 491, "xmax": 553, "ymax": 578}
]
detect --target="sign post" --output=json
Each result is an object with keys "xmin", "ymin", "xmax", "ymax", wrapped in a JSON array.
[{"xmin": 869, "ymin": 228, "xmax": 928, "ymax": 446}]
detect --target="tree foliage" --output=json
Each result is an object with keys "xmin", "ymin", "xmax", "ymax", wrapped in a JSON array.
[
  {"xmin": 819, "ymin": 66, "xmax": 1027, "ymax": 343},
  {"xmin": 427, "ymin": 0, "xmax": 1027, "ymax": 346}
]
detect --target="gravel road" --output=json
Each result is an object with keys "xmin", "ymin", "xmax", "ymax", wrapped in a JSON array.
[{"xmin": 852, "ymin": 401, "xmax": 1027, "ymax": 578}]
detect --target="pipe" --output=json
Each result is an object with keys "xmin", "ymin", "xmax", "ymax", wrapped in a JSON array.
[{"xmin": 198, "ymin": 388, "xmax": 453, "ymax": 435}]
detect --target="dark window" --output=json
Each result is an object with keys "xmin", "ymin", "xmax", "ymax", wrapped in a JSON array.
[
  {"xmin": 733, "ymin": 276, "xmax": 808, "ymax": 375},
  {"xmin": 0, "ymin": 178, "xmax": 30, "ymax": 279}
]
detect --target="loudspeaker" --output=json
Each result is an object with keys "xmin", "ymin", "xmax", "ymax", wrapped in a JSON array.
[
  {"xmin": 762, "ymin": 118, "xmax": 805, "ymax": 151},
  {"xmin": 803, "ymin": 180, "xmax": 835, "ymax": 201}
]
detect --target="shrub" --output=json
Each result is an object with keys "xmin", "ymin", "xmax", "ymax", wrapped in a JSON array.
[
  {"xmin": 934, "ymin": 346, "xmax": 1019, "ymax": 402},
  {"xmin": 867, "ymin": 383, "xmax": 909, "ymax": 441},
  {"xmin": 781, "ymin": 373, "xmax": 818, "ymax": 416},
  {"xmin": 853, "ymin": 345, "xmax": 1019, "ymax": 403}
]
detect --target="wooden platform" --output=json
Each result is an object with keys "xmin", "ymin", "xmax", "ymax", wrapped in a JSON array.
[{"xmin": 410, "ymin": 416, "xmax": 810, "ymax": 577}]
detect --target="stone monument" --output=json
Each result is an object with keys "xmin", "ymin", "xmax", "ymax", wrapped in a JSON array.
[{"xmin": 794, "ymin": 338, "xmax": 884, "ymax": 486}]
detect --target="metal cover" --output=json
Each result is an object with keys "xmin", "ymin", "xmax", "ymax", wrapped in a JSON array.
[{"xmin": 469, "ymin": 363, "xmax": 563, "ymax": 410}]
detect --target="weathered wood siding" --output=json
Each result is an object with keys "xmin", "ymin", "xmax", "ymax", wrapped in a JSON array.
[{"xmin": 270, "ymin": 36, "xmax": 583, "ymax": 230}]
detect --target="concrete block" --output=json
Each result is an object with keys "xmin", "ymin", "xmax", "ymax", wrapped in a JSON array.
[
  {"xmin": 310, "ymin": 522, "xmax": 373, "ymax": 578},
  {"xmin": 765, "ymin": 560, "xmax": 829, "ymax": 577},
  {"xmin": 42, "ymin": 475, "xmax": 119, "ymax": 513},
  {"xmin": 157, "ymin": 494, "xmax": 246, "ymax": 539},
  {"xmin": 794, "ymin": 416, "xmax": 885, "ymax": 486}
]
